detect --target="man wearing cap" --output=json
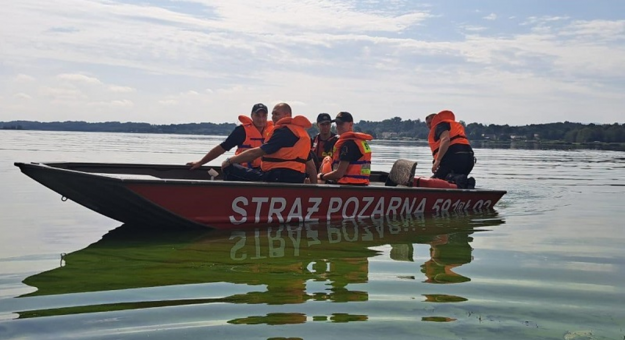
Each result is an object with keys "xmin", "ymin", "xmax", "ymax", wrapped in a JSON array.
[
  {"xmin": 310, "ymin": 113, "xmax": 338, "ymax": 170},
  {"xmin": 187, "ymin": 103, "xmax": 272, "ymax": 170},
  {"xmin": 221, "ymin": 103, "xmax": 317, "ymax": 184},
  {"xmin": 425, "ymin": 110, "xmax": 476, "ymax": 188},
  {"xmin": 317, "ymin": 111, "xmax": 373, "ymax": 185}
]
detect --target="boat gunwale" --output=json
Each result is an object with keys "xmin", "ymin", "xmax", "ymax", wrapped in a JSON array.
[{"xmin": 15, "ymin": 162, "xmax": 507, "ymax": 195}]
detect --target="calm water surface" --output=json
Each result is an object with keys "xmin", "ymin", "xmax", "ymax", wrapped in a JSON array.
[{"xmin": 0, "ymin": 130, "xmax": 624, "ymax": 340}]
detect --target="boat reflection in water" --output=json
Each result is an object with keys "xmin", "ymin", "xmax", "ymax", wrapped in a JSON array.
[{"xmin": 19, "ymin": 211, "xmax": 505, "ymax": 324}]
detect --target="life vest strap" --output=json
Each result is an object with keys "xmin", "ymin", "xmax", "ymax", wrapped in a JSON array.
[
  {"xmin": 432, "ymin": 135, "xmax": 468, "ymax": 156},
  {"xmin": 262, "ymin": 157, "xmax": 307, "ymax": 164},
  {"xmin": 343, "ymin": 174, "xmax": 370, "ymax": 179}
]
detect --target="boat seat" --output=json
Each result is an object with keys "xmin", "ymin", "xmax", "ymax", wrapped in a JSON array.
[{"xmin": 385, "ymin": 159, "xmax": 418, "ymax": 187}]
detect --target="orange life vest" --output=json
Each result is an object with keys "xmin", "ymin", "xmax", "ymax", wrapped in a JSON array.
[
  {"xmin": 261, "ymin": 116, "xmax": 312, "ymax": 173},
  {"xmin": 320, "ymin": 156, "xmax": 333, "ymax": 174},
  {"xmin": 428, "ymin": 110, "xmax": 470, "ymax": 158},
  {"xmin": 330, "ymin": 132, "xmax": 373, "ymax": 185},
  {"xmin": 412, "ymin": 176, "xmax": 458, "ymax": 189},
  {"xmin": 235, "ymin": 115, "xmax": 273, "ymax": 168},
  {"xmin": 311, "ymin": 133, "xmax": 337, "ymax": 160}
]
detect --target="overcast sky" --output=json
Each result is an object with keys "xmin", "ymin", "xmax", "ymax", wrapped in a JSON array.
[{"xmin": 1, "ymin": 1, "xmax": 624, "ymax": 126}]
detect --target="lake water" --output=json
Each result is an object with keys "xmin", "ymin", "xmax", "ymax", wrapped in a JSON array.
[{"xmin": 0, "ymin": 130, "xmax": 624, "ymax": 340}]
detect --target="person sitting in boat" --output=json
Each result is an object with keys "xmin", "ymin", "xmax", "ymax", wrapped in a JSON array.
[
  {"xmin": 187, "ymin": 103, "xmax": 273, "ymax": 170},
  {"xmin": 317, "ymin": 112, "xmax": 373, "ymax": 186},
  {"xmin": 310, "ymin": 113, "xmax": 338, "ymax": 171},
  {"xmin": 425, "ymin": 110, "xmax": 476, "ymax": 189},
  {"xmin": 221, "ymin": 102, "xmax": 318, "ymax": 183}
]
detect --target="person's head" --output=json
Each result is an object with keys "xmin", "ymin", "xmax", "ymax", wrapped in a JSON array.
[
  {"xmin": 316, "ymin": 113, "xmax": 333, "ymax": 135},
  {"xmin": 425, "ymin": 113, "xmax": 436, "ymax": 129},
  {"xmin": 250, "ymin": 103, "xmax": 268, "ymax": 129},
  {"xmin": 271, "ymin": 102, "xmax": 292, "ymax": 123},
  {"xmin": 333, "ymin": 111, "xmax": 354, "ymax": 135}
]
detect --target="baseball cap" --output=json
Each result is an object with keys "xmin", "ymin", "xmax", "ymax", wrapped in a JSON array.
[
  {"xmin": 317, "ymin": 113, "xmax": 332, "ymax": 123},
  {"xmin": 333, "ymin": 111, "xmax": 353, "ymax": 123},
  {"xmin": 251, "ymin": 103, "xmax": 268, "ymax": 114}
]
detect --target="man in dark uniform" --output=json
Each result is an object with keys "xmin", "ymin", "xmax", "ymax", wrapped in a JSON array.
[
  {"xmin": 317, "ymin": 112, "xmax": 372, "ymax": 185},
  {"xmin": 310, "ymin": 113, "xmax": 338, "ymax": 170},
  {"xmin": 221, "ymin": 103, "xmax": 317, "ymax": 183},
  {"xmin": 187, "ymin": 103, "xmax": 269, "ymax": 169},
  {"xmin": 426, "ymin": 111, "xmax": 476, "ymax": 189}
]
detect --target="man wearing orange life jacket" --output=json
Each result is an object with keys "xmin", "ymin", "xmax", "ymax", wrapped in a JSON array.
[
  {"xmin": 426, "ymin": 110, "xmax": 475, "ymax": 186},
  {"xmin": 187, "ymin": 103, "xmax": 272, "ymax": 170},
  {"xmin": 317, "ymin": 112, "xmax": 373, "ymax": 185},
  {"xmin": 221, "ymin": 103, "xmax": 318, "ymax": 184}
]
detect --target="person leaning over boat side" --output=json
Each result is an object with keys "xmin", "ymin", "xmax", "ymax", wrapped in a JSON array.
[
  {"xmin": 426, "ymin": 110, "xmax": 476, "ymax": 188},
  {"xmin": 310, "ymin": 113, "xmax": 338, "ymax": 170},
  {"xmin": 221, "ymin": 103, "xmax": 318, "ymax": 184},
  {"xmin": 317, "ymin": 111, "xmax": 373, "ymax": 185},
  {"xmin": 187, "ymin": 103, "xmax": 272, "ymax": 170}
]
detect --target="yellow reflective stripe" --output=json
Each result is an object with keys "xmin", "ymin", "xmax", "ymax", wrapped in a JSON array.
[{"xmin": 361, "ymin": 141, "xmax": 371, "ymax": 153}]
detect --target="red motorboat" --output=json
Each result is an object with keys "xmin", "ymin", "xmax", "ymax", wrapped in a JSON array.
[{"xmin": 14, "ymin": 161, "xmax": 506, "ymax": 229}]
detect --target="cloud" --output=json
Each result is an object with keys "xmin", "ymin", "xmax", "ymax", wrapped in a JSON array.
[
  {"xmin": 47, "ymin": 26, "xmax": 80, "ymax": 33},
  {"xmin": 560, "ymin": 20, "xmax": 625, "ymax": 41},
  {"xmin": 215, "ymin": 85, "xmax": 248, "ymax": 95},
  {"xmin": 204, "ymin": 2, "xmax": 431, "ymax": 33},
  {"xmin": 484, "ymin": 13, "xmax": 497, "ymax": 21},
  {"xmin": 40, "ymin": 86, "xmax": 87, "ymax": 101},
  {"xmin": 87, "ymin": 99, "xmax": 134, "ymax": 108},
  {"xmin": 0, "ymin": 1, "xmax": 623, "ymax": 125},
  {"xmin": 15, "ymin": 74, "xmax": 36, "ymax": 82},
  {"xmin": 14, "ymin": 93, "xmax": 32, "ymax": 100},
  {"xmin": 522, "ymin": 15, "xmax": 571, "ymax": 26},
  {"xmin": 159, "ymin": 99, "xmax": 178, "ymax": 106},
  {"xmin": 108, "ymin": 85, "xmax": 135, "ymax": 93},
  {"xmin": 2, "ymin": 1, "xmax": 432, "ymax": 78},
  {"xmin": 57, "ymin": 73, "xmax": 102, "ymax": 84},
  {"xmin": 462, "ymin": 25, "xmax": 488, "ymax": 32}
]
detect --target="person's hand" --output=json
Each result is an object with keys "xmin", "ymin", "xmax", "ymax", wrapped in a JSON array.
[
  {"xmin": 432, "ymin": 159, "xmax": 440, "ymax": 173},
  {"xmin": 187, "ymin": 161, "xmax": 201, "ymax": 170}
]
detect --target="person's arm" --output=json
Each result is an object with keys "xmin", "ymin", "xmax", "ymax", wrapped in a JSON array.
[
  {"xmin": 306, "ymin": 159, "xmax": 318, "ymax": 184},
  {"xmin": 189, "ymin": 126, "xmax": 245, "ymax": 170},
  {"xmin": 432, "ymin": 130, "xmax": 450, "ymax": 173},
  {"xmin": 187, "ymin": 145, "xmax": 226, "ymax": 170},
  {"xmin": 318, "ymin": 160, "xmax": 349, "ymax": 182},
  {"xmin": 318, "ymin": 141, "xmax": 360, "ymax": 182},
  {"xmin": 221, "ymin": 147, "xmax": 266, "ymax": 169},
  {"xmin": 261, "ymin": 127, "xmax": 297, "ymax": 154}
]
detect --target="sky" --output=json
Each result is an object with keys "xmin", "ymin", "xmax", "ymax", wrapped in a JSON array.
[{"xmin": 1, "ymin": 1, "xmax": 624, "ymax": 126}]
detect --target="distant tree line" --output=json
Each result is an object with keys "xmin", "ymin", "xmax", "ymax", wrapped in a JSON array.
[
  {"xmin": 354, "ymin": 118, "xmax": 625, "ymax": 144},
  {"xmin": 0, "ymin": 120, "xmax": 236, "ymax": 135},
  {"xmin": 2, "ymin": 118, "xmax": 625, "ymax": 144}
]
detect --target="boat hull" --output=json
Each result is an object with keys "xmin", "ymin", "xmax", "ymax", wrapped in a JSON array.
[{"xmin": 15, "ymin": 162, "xmax": 507, "ymax": 229}]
